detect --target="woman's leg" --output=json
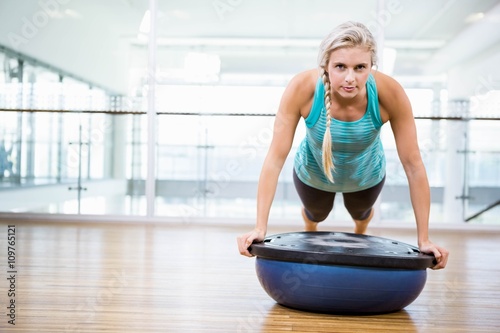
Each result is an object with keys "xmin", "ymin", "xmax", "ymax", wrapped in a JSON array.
[
  {"xmin": 293, "ymin": 170, "xmax": 336, "ymax": 231},
  {"xmin": 342, "ymin": 176, "xmax": 386, "ymax": 234}
]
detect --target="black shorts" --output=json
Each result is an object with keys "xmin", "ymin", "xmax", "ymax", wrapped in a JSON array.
[{"xmin": 293, "ymin": 169, "xmax": 385, "ymax": 222}]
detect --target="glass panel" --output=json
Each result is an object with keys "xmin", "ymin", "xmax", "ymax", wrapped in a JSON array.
[{"xmin": 0, "ymin": 55, "xmax": 142, "ymax": 215}]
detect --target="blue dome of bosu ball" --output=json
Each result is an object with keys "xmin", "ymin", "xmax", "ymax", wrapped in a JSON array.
[{"xmin": 249, "ymin": 231, "xmax": 435, "ymax": 314}]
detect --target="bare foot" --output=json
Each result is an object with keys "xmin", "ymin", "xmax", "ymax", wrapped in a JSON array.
[
  {"xmin": 301, "ymin": 208, "xmax": 318, "ymax": 232},
  {"xmin": 354, "ymin": 208, "xmax": 374, "ymax": 234}
]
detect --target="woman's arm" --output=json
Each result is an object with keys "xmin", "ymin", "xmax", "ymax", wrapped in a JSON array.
[
  {"xmin": 375, "ymin": 71, "xmax": 449, "ymax": 269},
  {"xmin": 237, "ymin": 70, "xmax": 316, "ymax": 257}
]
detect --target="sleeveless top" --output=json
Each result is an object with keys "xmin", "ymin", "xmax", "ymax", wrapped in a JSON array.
[{"xmin": 293, "ymin": 74, "xmax": 386, "ymax": 193}]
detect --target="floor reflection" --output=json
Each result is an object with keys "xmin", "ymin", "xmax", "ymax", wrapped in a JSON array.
[{"xmin": 259, "ymin": 303, "xmax": 418, "ymax": 333}]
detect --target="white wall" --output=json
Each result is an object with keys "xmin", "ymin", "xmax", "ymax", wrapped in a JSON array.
[{"xmin": 0, "ymin": 0, "xmax": 141, "ymax": 94}]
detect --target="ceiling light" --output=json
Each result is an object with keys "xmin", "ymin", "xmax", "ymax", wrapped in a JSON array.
[
  {"xmin": 170, "ymin": 9, "xmax": 190, "ymax": 19},
  {"xmin": 465, "ymin": 12, "xmax": 484, "ymax": 24},
  {"xmin": 64, "ymin": 9, "xmax": 81, "ymax": 19},
  {"xmin": 139, "ymin": 10, "xmax": 151, "ymax": 34},
  {"xmin": 137, "ymin": 10, "xmax": 151, "ymax": 41}
]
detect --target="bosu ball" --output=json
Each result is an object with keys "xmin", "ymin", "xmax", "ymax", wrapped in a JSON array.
[{"xmin": 249, "ymin": 231, "xmax": 435, "ymax": 314}]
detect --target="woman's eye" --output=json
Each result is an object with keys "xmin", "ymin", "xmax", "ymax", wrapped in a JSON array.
[
  {"xmin": 335, "ymin": 64, "xmax": 345, "ymax": 69},
  {"xmin": 356, "ymin": 65, "xmax": 366, "ymax": 70}
]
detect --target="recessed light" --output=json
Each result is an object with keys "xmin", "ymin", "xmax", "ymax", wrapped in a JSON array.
[{"xmin": 465, "ymin": 12, "xmax": 484, "ymax": 24}]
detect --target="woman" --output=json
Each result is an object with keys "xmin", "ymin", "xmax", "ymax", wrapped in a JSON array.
[{"xmin": 237, "ymin": 21, "xmax": 448, "ymax": 269}]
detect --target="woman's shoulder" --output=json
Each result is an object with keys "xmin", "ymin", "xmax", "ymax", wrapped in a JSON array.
[
  {"xmin": 283, "ymin": 69, "xmax": 319, "ymax": 109},
  {"xmin": 371, "ymin": 70, "xmax": 411, "ymax": 121},
  {"xmin": 372, "ymin": 69, "xmax": 396, "ymax": 87},
  {"xmin": 372, "ymin": 70, "xmax": 406, "ymax": 99},
  {"xmin": 288, "ymin": 69, "xmax": 318, "ymax": 92}
]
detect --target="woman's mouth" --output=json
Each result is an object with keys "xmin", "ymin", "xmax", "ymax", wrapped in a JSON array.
[{"xmin": 342, "ymin": 86, "xmax": 356, "ymax": 92}]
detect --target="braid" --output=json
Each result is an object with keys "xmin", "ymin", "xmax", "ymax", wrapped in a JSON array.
[{"xmin": 321, "ymin": 69, "xmax": 335, "ymax": 183}]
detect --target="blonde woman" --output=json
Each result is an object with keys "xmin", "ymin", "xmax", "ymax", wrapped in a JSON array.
[{"xmin": 237, "ymin": 21, "xmax": 448, "ymax": 269}]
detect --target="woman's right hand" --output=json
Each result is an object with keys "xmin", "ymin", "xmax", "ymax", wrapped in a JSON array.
[{"xmin": 237, "ymin": 228, "xmax": 266, "ymax": 257}]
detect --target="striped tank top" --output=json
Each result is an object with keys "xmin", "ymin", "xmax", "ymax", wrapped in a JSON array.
[{"xmin": 293, "ymin": 73, "xmax": 386, "ymax": 193}]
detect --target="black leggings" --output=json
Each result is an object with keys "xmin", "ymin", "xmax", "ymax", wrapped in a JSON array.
[{"xmin": 293, "ymin": 169, "xmax": 385, "ymax": 222}]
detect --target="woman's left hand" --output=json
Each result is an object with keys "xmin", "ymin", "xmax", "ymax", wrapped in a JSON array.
[{"xmin": 419, "ymin": 240, "xmax": 449, "ymax": 270}]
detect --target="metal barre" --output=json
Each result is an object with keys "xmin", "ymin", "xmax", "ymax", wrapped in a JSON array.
[{"xmin": 1, "ymin": 108, "xmax": 500, "ymax": 120}]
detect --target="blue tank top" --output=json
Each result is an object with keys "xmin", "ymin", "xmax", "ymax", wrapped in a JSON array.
[{"xmin": 294, "ymin": 74, "xmax": 386, "ymax": 193}]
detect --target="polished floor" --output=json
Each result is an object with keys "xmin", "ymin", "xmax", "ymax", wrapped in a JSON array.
[{"xmin": 0, "ymin": 220, "xmax": 499, "ymax": 332}]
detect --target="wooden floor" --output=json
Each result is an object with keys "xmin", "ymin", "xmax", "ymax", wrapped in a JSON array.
[{"xmin": 1, "ymin": 220, "xmax": 499, "ymax": 333}]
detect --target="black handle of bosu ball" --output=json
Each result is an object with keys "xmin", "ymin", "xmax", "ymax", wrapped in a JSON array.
[{"xmin": 248, "ymin": 232, "xmax": 436, "ymax": 270}]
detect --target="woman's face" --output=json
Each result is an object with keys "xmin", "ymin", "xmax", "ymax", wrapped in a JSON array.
[{"xmin": 326, "ymin": 46, "xmax": 372, "ymax": 100}]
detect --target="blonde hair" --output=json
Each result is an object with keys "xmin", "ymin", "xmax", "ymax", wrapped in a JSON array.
[{"xmin": 317, "ymin": 21, "xmax": 377, "ymax": 182}]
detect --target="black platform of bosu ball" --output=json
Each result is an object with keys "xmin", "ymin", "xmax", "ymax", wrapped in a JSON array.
[{"xmin": 249, "ymin": 231, "xmax": 435, "ymax": 314}]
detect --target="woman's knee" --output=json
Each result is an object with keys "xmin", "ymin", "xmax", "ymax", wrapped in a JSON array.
[
  {"xmin": 303, "ymin": 206, "xmax": 332, "ymax": 222},
  {"xmin": 346, "ymin": 207, "xmax": 373, "ymax": 221}
]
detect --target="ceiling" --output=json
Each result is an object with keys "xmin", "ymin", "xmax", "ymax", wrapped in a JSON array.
[{"xmin": 0, "ymin": 0, "xmax": 500, "ymax": 95}]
